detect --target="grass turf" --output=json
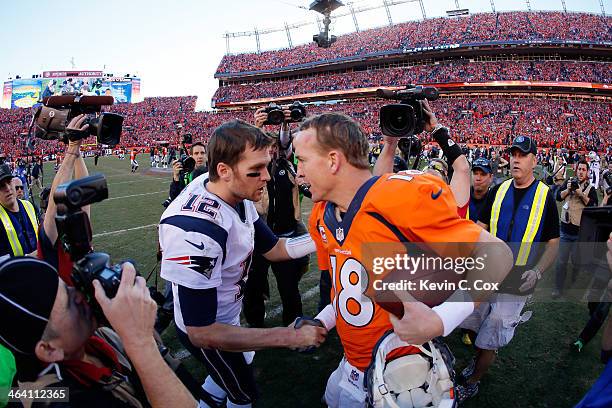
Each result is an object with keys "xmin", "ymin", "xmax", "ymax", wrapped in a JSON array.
[{"xmin": 32, "ymin": 156, "xmax": 606, "ymax": 407}]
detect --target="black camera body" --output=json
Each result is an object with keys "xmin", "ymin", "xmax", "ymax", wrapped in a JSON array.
[
  {"xmin": 569, "ymin": 177, "xmax": 580, "ymax": 192},
  {"xmin": 263, "ymin": 102, "xmax": 306, "ymax": 126},
  {"xmin": 31, "ymin": 94, "xmax": 123, "ymax": 146},
  {"xmin": 377, "ymin": 85, "xmax": 439, "ymax": 137},
  {"xmin": 72, "ymin": 252, "xmax": 123, "ymax": 301}
]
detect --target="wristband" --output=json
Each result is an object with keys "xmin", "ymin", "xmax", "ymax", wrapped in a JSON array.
[
  {"xmin": 432, "ymin": 294, "xmax": 475, "ymax": 337},
  {"xmin": 284, "ymin": 234, "xmax": 315, "ymax": 259},
  {"xmin": 431, "ymin": 126, "xmax": 462, "ymax": 166},
  {"xmin": 314, "ymin": 303, "xmax": 337, "ymax": 330}
]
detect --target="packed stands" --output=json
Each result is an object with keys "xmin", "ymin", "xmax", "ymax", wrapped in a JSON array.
[
  {"xmin": 213, "ymin": 61, "xmax": 611, "ymax": 102},
  {"xmin": 216, "ymin": 11, "xmax": 612, "ymax": 75},
  {"xmin": 1, "ymin": 96, "xmax": 609, "ymax": 159}
]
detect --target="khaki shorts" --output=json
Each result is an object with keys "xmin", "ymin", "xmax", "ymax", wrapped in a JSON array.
[{"xmin": 460, "ymin": 293, "xmax": 531, "ymax": 350}]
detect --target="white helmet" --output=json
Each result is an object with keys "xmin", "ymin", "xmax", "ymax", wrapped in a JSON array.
[
  {"xmin": 588, "ymin": 151, "xmax": 597, "ymax": 160},
  {"xmin": 366, "ymin": 331, "xmax": 456, "ymax": 408}
]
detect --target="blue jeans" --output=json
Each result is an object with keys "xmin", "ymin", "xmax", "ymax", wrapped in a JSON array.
[{"xmin": 554, "ymin": 229, "xmax": 580, "ymax": 293}]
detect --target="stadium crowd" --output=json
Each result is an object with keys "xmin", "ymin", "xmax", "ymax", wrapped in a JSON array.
[
  {"xmin": 213, "ymin": 61, "xmax": 611, "ymax": 102},
  {"xmin": 216, "ymin": 11, "xmax": 612, "ymax": 74}
]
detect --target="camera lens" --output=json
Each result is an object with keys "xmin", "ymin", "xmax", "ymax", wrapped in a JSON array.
[
  {"xmin": 380, "ymin": 104, "xmax": 415, "ymax": 137},
  {"xmin": 267, "ymin": 110, "xmax": 285, "ymax": 125}
]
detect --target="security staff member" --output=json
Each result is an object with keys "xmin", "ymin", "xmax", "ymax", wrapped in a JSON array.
[
  {"xmin": 0, "ymin": 164, "xmax": 38, "ymax": 257},
  {"xmin": 457, "ymin": 136, "xmax": 560, "ymax": 403}
]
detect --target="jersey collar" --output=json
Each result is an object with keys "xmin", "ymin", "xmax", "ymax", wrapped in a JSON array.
[{"xmin": 323, "ymin": 176, "xmax": 379, "ymax": 246}]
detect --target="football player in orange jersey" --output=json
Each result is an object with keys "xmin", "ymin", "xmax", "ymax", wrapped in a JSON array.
[{"xmin": 294, "ymin": 112, "xmax": 513, "ymax": 407}]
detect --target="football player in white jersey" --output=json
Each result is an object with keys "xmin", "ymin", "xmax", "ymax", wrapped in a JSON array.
[
  {"xmin": 159, "ymin": 120, "xmax": 327, "ymax": 408},
  {"xmin": 588, "ymin": 151, "xmax": 601, "ymax": 189}
]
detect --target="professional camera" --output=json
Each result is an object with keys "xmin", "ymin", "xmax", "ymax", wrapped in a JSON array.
[
  {"xmin": 263, "ymin": 101, "xmax": 307, "ymax": 126},
  {"xmin": 182, "ymin": 132, "xmax": 193, "ymax": 145},
  {"xmin": 377, "ymin": 85, "xmax": 439, "ymax": 137},
  {"xmin": 569, "ymin": 177, "xmax": 580, "ymax": 192},
  {"xmin": 54, "ymin": 174, "xmax": 164, "ymax": 322},
  {"xmin": 398, "ymin": 136, "xmax": 422, "ymax": 158},
  {"xmin": 31, "ymin": 94, "xmax": 123, "ymax": 146}
]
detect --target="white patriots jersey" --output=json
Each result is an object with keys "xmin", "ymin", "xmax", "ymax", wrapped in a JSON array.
[{"xmin": 159, "ymin": 174, "xmax": 258, "ymax": 331}]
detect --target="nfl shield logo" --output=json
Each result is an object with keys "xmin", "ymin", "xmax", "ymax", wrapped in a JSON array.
[{"xmin": 335, "ymin": 227, "xmax": 344, "ymax": 241}]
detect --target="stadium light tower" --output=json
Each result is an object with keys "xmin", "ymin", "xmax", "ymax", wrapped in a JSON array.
[
  {"xmin": 383, "ymin": 0, "xmax": 393, "ymax": 26},
  {"xmin": 599, "ymin": 0, "xmax": 606, "ymax": 16},
  {"xmin": 490, "ymin": 0, "xmax": 496, "ymax": 12},
  {"xmin": 560, "ymin": 0, "xmax": 567, "ymax": 12},
  {"xmin": 310, "ymin": 0, "xmax": 345, "ymax": 48}
]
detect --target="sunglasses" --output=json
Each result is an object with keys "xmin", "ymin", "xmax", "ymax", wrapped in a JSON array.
[{"xmin": 15, "ymin": 186, "xmax": 24, "ymax": 190}]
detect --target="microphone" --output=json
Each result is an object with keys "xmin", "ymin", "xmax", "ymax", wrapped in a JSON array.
[{"xmin": 376, "ymin": 88, "xmax": 397, "ymax": 99}]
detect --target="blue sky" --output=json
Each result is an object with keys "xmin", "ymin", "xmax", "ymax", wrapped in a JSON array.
[{"xmin": 1, "ymin": 0, "xmax": 607, "ymax": 110}]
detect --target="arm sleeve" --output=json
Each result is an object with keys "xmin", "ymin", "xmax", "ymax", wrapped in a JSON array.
[
  {"xmin": 177, "ymin": 285, "xmax": 218, "ymax": 327},
  {"xmin": 254, "ymin": 217, "xmax": 279, "ymax": 254},
  {"xmin": 159, "ymin": 215, "xmax": 225, "ymax": 289},
  {"xmin": 556, "ymin": 180, "xmax": 568, "ymax": 201},
  {"xmin": 478, "ymin": 184, "xmax": 499, "ymax": 226},
  {"xmin": 169, "ymin": 179, "xmax": 185, "ymax": 201},
  {"xmin": 308, "ymin": 203, "xmax": 329, "ymax": 271},
  {"xmin": 587, "ymin": 187, "xmax": 599, "ymax": 207}
]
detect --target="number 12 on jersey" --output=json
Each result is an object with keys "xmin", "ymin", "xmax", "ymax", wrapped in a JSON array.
[{"xmin": 329, "ymin": 255, "xmax": 375, "ymax": 327}]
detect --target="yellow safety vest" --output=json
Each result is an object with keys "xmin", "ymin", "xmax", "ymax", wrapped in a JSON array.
[
  {"xmin": 490, "ymin": 179, "xmax": 548, "ymax": 266},
  {"xmin": 0, "ymin": 199, "xmax": 39, "ymax": 256}
]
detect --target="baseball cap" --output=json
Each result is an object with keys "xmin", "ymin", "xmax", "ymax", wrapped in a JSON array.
[
  {"xmin": 472, "ymin": 158, "xmax": 492, "ymax": 174},
  {"xmin": 0, "ymin": 164, "xmax": 12, "ymax": 183},
  {"xmin": 510, "ymin": 135, "xmax": 537, "ymax": 155},
  {"xmin": 0, "ymin": 257, "xmax": 59, "ymax": 355}
]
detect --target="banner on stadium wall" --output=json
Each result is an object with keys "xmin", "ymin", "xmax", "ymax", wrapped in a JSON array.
[
  {"xmin": 11, "ymin": 79, "xmax": 42, "ymax": 109},
  {"xmin": 131, "ymin": 79, "xmax": 142, "ymax": 102},
  {"xmin": 2, "ymin": 82, "xmax": 12, "ymax": 109},
  {"xmin": 42, "ymin": 70, "xmax": 103, "ymax": 78}
]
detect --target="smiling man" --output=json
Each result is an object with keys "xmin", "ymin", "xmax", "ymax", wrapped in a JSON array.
[{"xmin": 159, "ymin": 119, "xmax": 325, "ymax": 408}]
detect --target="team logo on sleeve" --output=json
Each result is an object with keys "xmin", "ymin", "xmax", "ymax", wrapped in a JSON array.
[
  {"xmin": 167, "ymin": 256, "xmax": 217, "ymax": 279},
  {"xmin": 318, "ymin": 225, "xmax": 328, "ymax": 244}
]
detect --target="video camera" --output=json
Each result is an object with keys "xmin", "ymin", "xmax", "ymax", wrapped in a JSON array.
[
  {"xmin": 377, "ymin": 85, "xmax": 439, "ymax": 137},
  {"xmin": 263, "ymin": 101, "xmax": 307, "ymax": 126},
  {"xmin": 31, "ymin": 94, "xmax": 124, "ymax": 146},
  {"xmin": 54, "ymin": 174, "xmax": 164, "ymax": 322}
]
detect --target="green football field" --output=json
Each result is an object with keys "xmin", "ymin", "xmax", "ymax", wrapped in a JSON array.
[{"xmin": 32, "ymin": 156, "xmax": 606, "ymax": 408}]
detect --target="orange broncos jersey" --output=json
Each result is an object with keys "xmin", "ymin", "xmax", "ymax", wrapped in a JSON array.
[{"xmin": 309, "ymin": 171, "xmax": 482, "ymax": 371}]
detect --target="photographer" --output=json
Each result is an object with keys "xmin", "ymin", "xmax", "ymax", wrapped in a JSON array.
[
  {"xmin": 552, "ymin": 160, "xmax": 598, "ymax": 298},
  {"xmin": 373, "ymin": 100, "xmax": 471, "ymax": 216},
  {"xmin": 244, "ymin": 106, "xmax": 310, "ymax": 327},
  {"xmin": 168, "ymin": 141, "xmax": 207, "ymax": 202},
  {"xmin": 601, "ymin": 161, "xmax": 612, "ymax": 202},
  {"xmin": 37, "ymin": 115, "xmax": 91, "ymax": 284},
  {"xmin": 0, "ymin": 256, "xmax": 197, "ymax": 408}
]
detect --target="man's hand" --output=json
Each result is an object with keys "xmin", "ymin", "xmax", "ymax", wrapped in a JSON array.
[
  {"xmin": 65, "ymin": 114, "xmax": 89, "ymax": 147},
  {"xmin": 254, "ymin": 108, "xmax": 267, "ymax": 128},
  {"xmin": 289, "ymin": 324, "xmax": 327, "ymax": 350},
  {"xmin": 519, "ymin": 269, "xmax": 540, "ymax": 292},
  {"xmin": 93, "ymin": 263, "xmax": 157, "ymax": 351},
  {"xmin": 421, "ymin": 100, "xmax": 439, "ymax": 133},
  {"xmin": 171, "ymin": 159, "xmax": 183, "ymax": 181},
  {"xmin": 389, "ymin": 301, "xmax": 444, "ymax": 345}
]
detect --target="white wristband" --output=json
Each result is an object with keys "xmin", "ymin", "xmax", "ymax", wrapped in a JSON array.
[
  {"xmin": 284, "ymin": 234, "xmax": 316, "ymax": 259},
  {"xmin": 432, "ymin": 298, "xmax": 474, "ymax": 337},
  {"xmin": 314, "ymin": 303, "xmax": 336, "ymax": 330}
]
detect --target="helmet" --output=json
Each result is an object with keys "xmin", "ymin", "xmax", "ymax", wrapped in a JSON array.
[{"xmin": 365, "ymin": 331, "xmax": 456, "ymax": 408}]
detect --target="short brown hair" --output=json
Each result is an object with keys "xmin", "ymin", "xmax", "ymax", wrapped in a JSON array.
[
  {"xmin": 299, "ymin": 113, "xmax": 370, "ymax": 169},
  {"xmin": 208, "ymin": 120, "xmax": 274, "ymax": 182},
  {"xmin": 190, "ymin": 141, "xmax": 206, "ymax": 155}
]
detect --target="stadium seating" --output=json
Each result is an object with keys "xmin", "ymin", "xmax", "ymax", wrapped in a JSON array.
[
  {"xmin": 215, "ymin": 11, "xmax": 612, "ymax": 75},
  {"xmin": 213, "ymin": 61, "xmax": 611, "ymax": 103}
]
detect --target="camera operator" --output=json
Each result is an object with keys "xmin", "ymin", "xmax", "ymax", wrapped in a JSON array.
[
  {"xmin": 373, "ymin": 100, "xmax": 471, "ymax": 217},
  {"xmin": 601, "ymin": 161, "xmax": 612, "ymax": 203},
  {"xmin": 168, "ymin": 141, "xmax": 207, "ymax": 202},
  {"xmin": 37, "ymin": 114, "xmax": 90, "ymax": 282},
  {"xmin": 0, "ymin": 163, "xmax": 38, "ymax": 257},
  {"xmin": 0, "ymin": 256, "xmax": 197, "ymax": 408},
  {"xmin": 243, "ymin": 107, "xmax": 310, "ymax": 327},
  {"xmin": 552, "ymin": 160, "xmax": 598, "ymax": 298}
]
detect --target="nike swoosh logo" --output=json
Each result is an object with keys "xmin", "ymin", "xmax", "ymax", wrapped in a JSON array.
[
  {"xmin": 431, "ymin": 188, "xmax": 443, "ymax": 200},
  {"xmin": 185, "ymin": 240, "xmax": 205, "ymax": 250}
]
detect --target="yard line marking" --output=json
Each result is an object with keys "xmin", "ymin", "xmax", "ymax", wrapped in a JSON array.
[
  {"xmin": 105, "ymin": 191, "xmax": 167, "ymax": 201},
  {"xmin": 93, "ymin": 223, "xmax": 158, "ymax": 237},
  {"xmin": 112, "ymin": 178, "xmax": 168, "ymax": 185}
]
